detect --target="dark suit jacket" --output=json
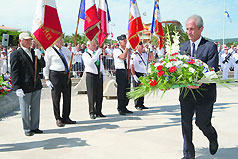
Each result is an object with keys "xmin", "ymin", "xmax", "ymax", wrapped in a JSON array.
[
  {"xmin": 10, "ymin": 47, "xmax": 45, "ymax": 93},
  {"xmin": 179, "ymin": 37, "xmax": 219, "ymax": 103}
]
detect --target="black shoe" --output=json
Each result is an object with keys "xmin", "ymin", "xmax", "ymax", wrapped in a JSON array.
[
  {"xmin": 90, "ymin": 114, "xmax": 96, "ymax": 119},
  {"xmin": 63, "ymin": 118, "xmax": 76, "ymax": 124},
  {"xmin": 125, "ymin": 109, "xmax": 133, "ymax": 114},
  {"xmin": 181, "ymin": 157, "xmax": 195, "ymax": 159},
  {"xmin": 209, "ymin": 139, "xmax": 218, "ymax": 155},
  {"xmin": 135, "ymin": 107, "xmax": 143, "ymax": 111},
  {"xmin": 25, "ymin": 131, "xmax": 34, "ymax": 136},
  {"xmin": 31, "ymin": 129, "xmax": 43, "ymax": 134},
  {"xmin": 96, "ymin": 114, "xmax": 106, "ymax": 118},
  {"xmin": 141, "ymin": 105, "xmax": 149, "ymax": 109},
  {"xmin": 118, "ymin": 111, "xmax": 126, "ymax": 115},
  {"xmin": 56, "ymin": 119, "xmax": 65, "ymax": 127}
]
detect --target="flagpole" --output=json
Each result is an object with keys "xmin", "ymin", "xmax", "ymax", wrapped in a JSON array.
[
  {"xmin": 68, "ymin": 0, "xmax": 83, "ymax": 83},
  {"xmin": 223, "ymin": 0, "xmax": 226, "ymax": 47}
]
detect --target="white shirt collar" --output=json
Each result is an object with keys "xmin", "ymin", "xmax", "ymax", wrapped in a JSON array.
[
  {"xmin": 87, "ymin": 49, "xmax": 94, "ymax": 54},
  {"xmin": 190, "ymin": 36, "xmax": 202, "ymax": 50},
  {"xmin": 54, "ymin": 45, "xmax": 60, "ymax": 51}
]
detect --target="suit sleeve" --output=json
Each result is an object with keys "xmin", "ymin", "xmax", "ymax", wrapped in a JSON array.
[
  {"xmin": 207, "ymin": 44, "xmax": 219, "ymax": 72},
  {"xmin": 10, "ymin": 51, "xmax": 21, "ymax": 90}
]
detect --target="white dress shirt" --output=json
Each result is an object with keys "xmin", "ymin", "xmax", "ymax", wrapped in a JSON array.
[
  {"xmin": 190, "ymin": 36, "xmax": 202, "ymax": 54},
  {"xmin": 105, "ymin": 48, "xmax": 113, "ymax": 59},
  {"xmin": 131, "ymin": 52, "xmax": 147, "ymax": 74},
  {"xmin": 113, "ymin": 47, "xmax": 130, "ymax": 69},
  {"xmin": 82, "ymin": 49, "xmax": 104, "ymax": 75},
  {"xmin": 21, "ymin": 46, "xmax": 33, "ymax": 61},
  {"xmin": 43, "ymin": 45, "xmax": 75, "ymax": 79}
]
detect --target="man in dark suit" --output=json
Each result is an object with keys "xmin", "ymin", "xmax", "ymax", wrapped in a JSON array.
[
  {"xmin": 10, "ymin": 32, "xmax": 45, "ymax": 136},
  {"xmin": 179, "ymin": 15, "xmax": 219, "ymax": 159}
]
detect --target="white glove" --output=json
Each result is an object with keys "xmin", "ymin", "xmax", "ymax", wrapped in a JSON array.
[
  {"xmin": 35, "ymin": 49, "xmax": 42, "ymax": 60},
  {"xmin": 126, "ymin": 42, "xmax": 131, "ymax": 49},
  {"xmin": 16, "ymin": 89, "xmax": 25, "ymax": 97},
  {"xmin": 95, "ymin": 48, "xmax": 102, "ymax": 56},
  {"xmin": 46, "ymin": 80, "xmax": 54, "ymax": 89},
  {"xmin": 103, "ymin": 75, "xmax": 105, "ymax": 83},
  {"xmin": 133, "ymin": 75, "xmax": 139, "ymax": 83}
]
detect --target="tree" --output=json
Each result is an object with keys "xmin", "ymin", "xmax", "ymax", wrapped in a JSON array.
[
  {"xmin": 150, "ymin": 23, "xmax": 188, "ymax": 48},
  {"xmin": 0, "ymin": 30, "xmax": 20, "ymax": 47}
]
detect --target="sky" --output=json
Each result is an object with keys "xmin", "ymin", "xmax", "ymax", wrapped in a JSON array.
[{"xmin": 0, "ymin": 0, "xmax": 237, "ymax": 40}]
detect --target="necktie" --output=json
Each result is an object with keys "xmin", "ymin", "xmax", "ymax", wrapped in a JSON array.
[
  {"xmin": 191, "ymin": 43, "xmax": 195, "ymax": 57},
  {"xmin": 59, "ymin": 49, "xmax": 69, "ymax": 73}
]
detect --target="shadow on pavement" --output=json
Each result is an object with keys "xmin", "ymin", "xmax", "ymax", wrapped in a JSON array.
[
  {"xmin": 125, "ymin": 102, "xmax": 237, "ymax": 133},
  {"xmin": 196, "ymin": 146, "xmax": 238, "ymax": 159},
  {"xmin": 44, "ymin": 123, "xmax": 120, "ymax": 134},
  {"xmin": 77, "ymin": 115, "xmax": 142, "ymax": 125},
  {"xmin": 0, "ymin": 137, "xmax": 88, "ymax": 152}
]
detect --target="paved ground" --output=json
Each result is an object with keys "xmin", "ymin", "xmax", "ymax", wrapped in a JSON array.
[{"xmin": 0, "ymin": 86, "xmax": 238, "ymax": 159}]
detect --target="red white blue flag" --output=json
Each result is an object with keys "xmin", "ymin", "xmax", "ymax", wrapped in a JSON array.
[
  {"xmin": 151, "ymin": 0, "xmax": 163, "ymax": 50},
  {"xmin": 98, "ymin": 0, "xmax": 111, "ymax": 48},
  {"xmin": 32, "ymin": 0, "xmax": 62, "ymax": 50},
  {"xmin": 84, "ymin": 0, "xmax": 100, "ymax": 41},
  {"xmin": 128, "ymin": 0, "xmax": 143, "ymax": 50}
]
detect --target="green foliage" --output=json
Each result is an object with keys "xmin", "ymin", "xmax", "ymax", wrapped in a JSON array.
[
  {"xmin": 0, "ymin": 30, "xmax": 20, "ymax": 46},
  {"xmin": 150, "ymin": 24, "xmax": 188, "ymax": 47},
  {"xmin": 162, "ymin": 24, "xmax": 188, "ymax": 46},
  {"xmin": 63, "ymin": 33, "xmax": 116, "ymax": 46}
]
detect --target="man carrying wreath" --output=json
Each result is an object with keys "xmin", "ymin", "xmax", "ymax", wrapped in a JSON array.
[{"xmin": 179, "ymin": 15, "xmax": 219, "ymax": 159}]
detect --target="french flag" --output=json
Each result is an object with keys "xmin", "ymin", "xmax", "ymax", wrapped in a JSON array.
[
  {"xmin": 128, "ymin": 0, "xmax": 144, "ymax": 50},
  {"xmin": 98, "ymin": 0, "xmax": 111, "ymax": 48},
  {"xmin": 32, "ymin": 0, "xmax": 62, "ymax": 50},
  {"xmin": 151, "ymin": 0, "xmax": 163, "ymax": 50},
  {"xmin": 84, "ymin": 0, "xmax": 100, "ymax": 41}
]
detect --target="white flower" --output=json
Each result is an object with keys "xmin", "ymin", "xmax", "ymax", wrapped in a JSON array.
[
  {"xmin": 166, "ymin": 62, "xmax": 173, "ymax": 68},
  {"xmin": 189, "ymin": 67, "xmax": 195, "ymax": 73},
  {"xmin": 183, "ymin": 64, "xmax": 189, "ymax": 68},
  {"xmin": 183, "ymin": 55, "xmax": 190, "ymax": 60},
  {"xmin": 154, "ymin": 62, "xmax": 161, "ymax": 67},
  {"xmin": 174, "ymin": 61, "xmax": 183, "ymax": 66}
]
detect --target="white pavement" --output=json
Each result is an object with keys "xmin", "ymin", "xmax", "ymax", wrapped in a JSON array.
[{"xmin": 0, "ymin": 86, "xmax": 238, "ymax": 159}]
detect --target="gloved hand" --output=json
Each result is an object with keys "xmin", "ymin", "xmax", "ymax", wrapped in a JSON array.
[
  {"xmin": 133, "ymin": 75, "xmax": 139, "ymax": 83},
  {"xmin": 222, "ymin": 60, "xmax": 226, "ymax": 64},
  {"xmin": 95, "ymin": 48, "xmax": 102, "ymax": 56},
  {"xmin": 103, "ymin": 75, "xmax": 105, "ymax": 83},
  {"xmin": 35, "ymin": 49, "xmax": 42, "ymax": 60},
  {"xmin": 236, "ymin": 60, "xmax": 238, "ymax": 64},
  {"xmin": 16, "ymin": 89, "xmax": 25, "ymax": 97},
  {"xmin": 46, "ymin": 80, "xmax": 54, "ymax": 89},
  {"xmin": 126, "ymin": 42, "xmax": 131, "ymax": 49}
]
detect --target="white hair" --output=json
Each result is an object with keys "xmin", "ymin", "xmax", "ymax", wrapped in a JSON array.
[{"xmin": 187, "ymin": 15, "xmax": 203, "ymax": 29}]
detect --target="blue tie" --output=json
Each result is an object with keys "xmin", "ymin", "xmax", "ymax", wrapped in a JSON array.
[
  {"xmin": 191, "ymin": 43, "xmax": 195, "ymax": 57},
  {"xmin": 59, "ymin": 49, "xmax": 69, "ymax": 73}
]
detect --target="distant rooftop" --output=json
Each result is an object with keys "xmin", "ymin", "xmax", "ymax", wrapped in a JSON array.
[{"xmin": 0, "ymin": 25, "xmax": 20, "ymax": 31}]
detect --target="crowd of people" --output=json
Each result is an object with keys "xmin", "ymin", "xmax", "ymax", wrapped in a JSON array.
[{"xmin": 1, "ymin": 14, "xmax": 237, "ymax": 158}]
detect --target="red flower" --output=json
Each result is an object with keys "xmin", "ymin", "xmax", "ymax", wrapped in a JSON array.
[
  {"xmin": 149, "ymin": 79, "xmax": 157, "ymax": 86},
  {"xmin": 169, "ymin": 66, "xmax": 177, "ymax": 73},
  {"xmin": 171, "ymin": 52, "xmax": 178, "ymax": 56},
  {"xmin": 187, "ymin": 59, "xmax": 195, "ymax": 64},
  {"xmin": 169, "ymin": 59, "xmax": 177, "ymax": 62},
  {"xmin": 157, "ymin": 71, "xmax": 165, "ymax": 76},
  {"xmin": 140, "ymin": 83, "xmax": 143, "ymax": 86},
  {"xmin": 156, "ymin": 65, "xmax": 163, "ymax": 70},
  {"xmin": 152, "ymin": 63, "xmax": 155, "ymax": 66},
  {"xmin": 0, "ymin": 89, "xmax": 4, "ymax": 94}
]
